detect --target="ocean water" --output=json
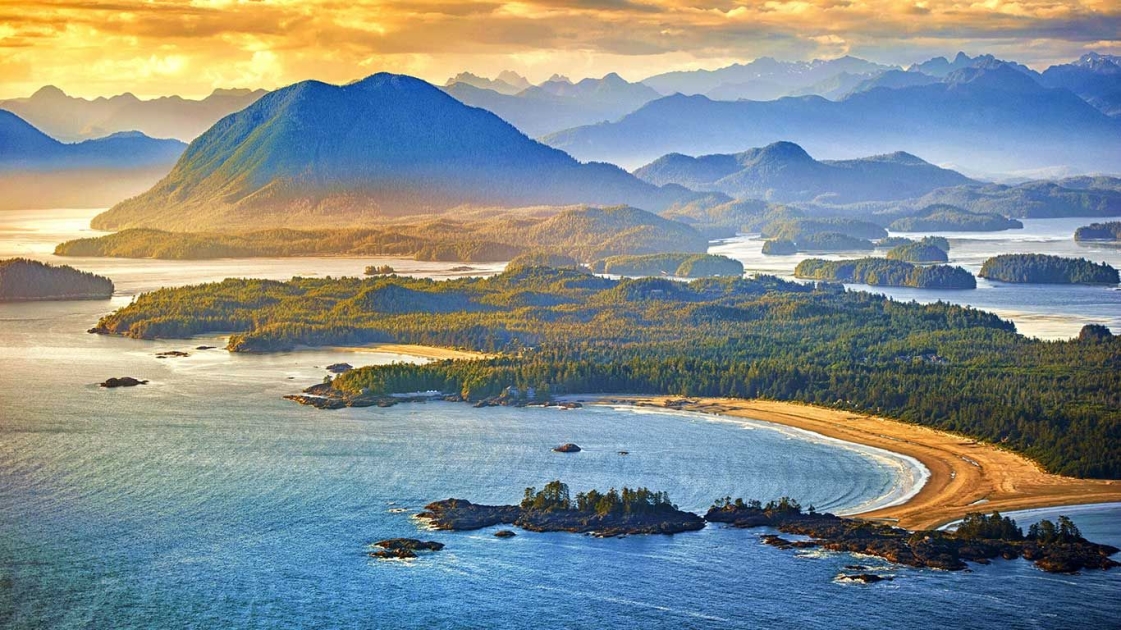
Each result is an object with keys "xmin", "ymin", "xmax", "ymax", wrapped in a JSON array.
[{"xmin": 1, "ymin": 210, "xmax": 1120, "ymax": 628}]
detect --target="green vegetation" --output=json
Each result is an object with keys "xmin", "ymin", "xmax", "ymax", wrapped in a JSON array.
[
  {"xmin": 888, "ymin": 204, "xmax": 1023, "ymax": 232},
  {"xmin": 954, "ymin": 512, "xmax": 1023, "ymax": 541},
  {"xmin": 761, "ymin": 218, "xmax": 887, "ymax": 242},
  {"xmin": 877, "ymin": 236, "xmax": 914, "ymax": 249},
  {"xmin": 1074, "ymin": 221, "xmax": 1121, "ymax": 242},
  {"xmin": 662, "ymin": 199, "xmax": 802, "ymax": 239},
  {"xmin": 795, "ymin": 258, "xmax": 976, "ymax": 289},
  {"xmin": 92, "ymin": 265, "xmax": 1120, "ymax": 477},
  {"xmin": 978, "ymin": 254, "xmax": 1119, "ymax": 285},
  {"xmin": 0, "ymin": 258, "xmax": 113, "ymax": 301},
  {"xmin": 521, "ymin": 480, "xmax": 678, "ymax": 516},
  {"xmin": 886, "ymin": 242, "xmax": 949, "ymax": 263},
  {"xmin": 56, "ymin": 206, "xmax": 708, "ymax": 264},
  {"xmin": 761, "ymin": 239, "xmax": 798, "ymax": 255},
  {"xmin": 365, "ymin": 265, "xmax": 396, "ymax": 275},
  {"xmin": 590, "ymin": 253, "xmax": 743, "ymax": 278}
]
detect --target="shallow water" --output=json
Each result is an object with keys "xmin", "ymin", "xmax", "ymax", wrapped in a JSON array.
[{"xmin": 1, "ymin": 209, "xmax": 1119, "ymax": 629}]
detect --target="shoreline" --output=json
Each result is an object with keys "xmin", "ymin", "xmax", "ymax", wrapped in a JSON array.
[
  {"xmin": 333, "ymin": 343, "xmax": 492, "ymax": 361},
  {"xmin": 585, "ymin": 395, "xmax": 1121, "ymax": 530}
]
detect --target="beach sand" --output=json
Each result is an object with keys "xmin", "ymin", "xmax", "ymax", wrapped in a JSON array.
[
  {"xmin": 337, "ymin": 343, "xmax": 492, "ymax": 361},
  {"xmin": 600, "ymin": 396, "xmax": 1121, "ymax": 530}
]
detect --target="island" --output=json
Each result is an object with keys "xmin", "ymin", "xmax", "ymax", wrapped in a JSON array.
[
  {"xmin": 370, "ymin": 538, "xmax": 444, "ymax": 559},
  {"xmin": 364, "ymin": 265, "xmax": 395, "ymax": 275},
  {"xmin": 417, "ymin": 481, "xmax": 706, "ymax": 537},
  {"xmin": 794, "ymin": 258, "xmax": 976, "ymax": 289},
  {"xmin": 54, "ymin": 206, "xmax": 709, "ymax": 264},
  {"xmin": 87, "ymin": 263, "xmax": 1119, "ymax": 480},
  {"xmin": 705, "ymin": 498, "xmax": 1118, "ymax": 573},
  {"xmin": 100, "ymin": 377, "xmax": 148, "ymax": 388},
  {"xmin": 885, "ymin": 241, "xmax": 949, "ymax": 264},
  {"xmin": 0, "ymin": 258, "xmax": 114, "ymax": 301},
  {"xmin": 888, "ymin": 204, "xmax": 1023, "ymax": 232},
  {"xmin": 1073, "ymin": 221, "xmax": 1121, "ymax": 242},
  {"xmin": 552, "ymin": 443, "xmax": 582, "ymax": 453},
  {"xmin": 978, "ymin": 254, "xmax": 1119, "ymax": 285},
  {"xmin": 589, "ymin": 253, "xmax": 743, "ymax": 278},
  {"xmin": 760, "ymin": 239, "xmax": 798, "ymax": 255}
]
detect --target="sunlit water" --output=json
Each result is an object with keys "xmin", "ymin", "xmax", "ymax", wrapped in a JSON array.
[{"xmin": 1, "ymin": 209, "xmax": 1119, "ymax": 628}]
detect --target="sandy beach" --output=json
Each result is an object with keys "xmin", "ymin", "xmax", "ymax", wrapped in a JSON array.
[
  {"xmin": 338, "ymin": 343, "xmax": 492, "ymax": 361},
  {"xmin": 603, "ymin": 396, "xmax": 1121, "ymax": 530}
]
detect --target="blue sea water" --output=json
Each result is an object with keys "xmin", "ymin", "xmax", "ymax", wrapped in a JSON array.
[{"xmin": 1, "ymin": 210, "xmax": 1119, "ymax": 629}]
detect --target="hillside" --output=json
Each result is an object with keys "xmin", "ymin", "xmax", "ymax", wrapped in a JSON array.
[
  {"xmin": 634, "ymin": 142, "xmax": 975, "ymax": 203},
  {"xmin": 93, "ymin": 73, "xmax": 701, "ymax": 232},
  {"xmin": 546, "ymin": 64, "xmax": 1121, "ymax": 174},
  {"xmin": 0, "ymin": 258, "xmax": 114, "ymax": 301},
  {"xmin": 0, "ymin": 110, "xmax": 186, "ymax": 210},
  {"xmin": 0, "ymin": 85, "xmax": 266, "ymax": 142}
]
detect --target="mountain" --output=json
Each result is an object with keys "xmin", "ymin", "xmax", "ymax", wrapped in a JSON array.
[
  {"xmin": 633, "ymin": 141, "xmax": 976, "ymax": 203},
  {"xmin": 641, "ymin": 56, "xmax": 894, "ymax": 99},
  {"xmin": 91, "ymin": 73, "xmax": 704, "ymax": 231},
  {"xmin": 908, "ymin": 52, "xmax": 1037, "ymax": 78},
  {"xmin": 0, "ymin": 110, "xmax": 186, "ymax": 210},
  {"xmin": 0, "ymin": 85, "xmax": 266, "ymax": 142},
  {"xmin": 445, "ymin": 72, "xmax": 528, "ymax": 95},
  {"xmin": 1041, "ymin": 53, "xmax": 1121, "ymax": 117},
  {"xmin": 545, "ymin": 64, "xmax": 1121, "ymax": 174},
  {"xmin": 844, "ymin": 70, "xmax": 939, "ymax": 96},
  {"xmin": 444, "ymin": 73, "xmax": 660, "ymax": 137}
]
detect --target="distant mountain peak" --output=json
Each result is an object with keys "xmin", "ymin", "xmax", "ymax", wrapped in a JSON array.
[
  {"xmin": 548, "ymin": 74, "xmax": 572, "ymax": 84},
  {"xmin": 740, "ymin": 141, "xmax": 814, "ymax": 165},
  {"xmin": 30, "ymin": 85, "xmax": 67, "ymax": 100}
]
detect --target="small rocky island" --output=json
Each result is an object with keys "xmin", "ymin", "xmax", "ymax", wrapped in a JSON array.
[
  {"xmin": 552, "ymin": 443, "xmax": 581, "ymax": 453},
  {"xmin": 0, "ymin": 258, "xmax": 114, "ymax": 301},
  {"xmin": 370, "ymin": 538, "xmax": 444, "ymax": 559},
  {"xmin": 100, "ymin": 377, "xmax": 148, "ymax": 388},
  {"xmin": 705, "ymin": 497, "xmax": 1120, "ymax": 573},
  {"xmin": 417, "ymin": 481, "xmax": 706, "ymax": 537}
]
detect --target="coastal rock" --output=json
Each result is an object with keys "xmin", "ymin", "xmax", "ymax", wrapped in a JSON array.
[
  {"xmin": 552, "ymin": 443, "xmax": 582, "ymax": 453},
  {"xmin": 494, "ymin": 530, "xmax": 517, "ymax": 538},
  {"xmin": 156, "ymin": 350, "xmax": 189, "ymax": 358},
  {"xmin": 370, "ymin": 538, "xmax": 444, "ymax": 560},
  {"xmin": 325, "ymin": 362, "xmax": 353, "ymax": 374},
  {"xmin": 100, "ymin": 377, "xmax": 148, "ymax": 388},
  {"xmin": 195, "ymin": 345, "xmax": 216, "ymax": 350},
  {"xmin": 839, "ymin": 573, "xmax": 892, "ymax": 584}
]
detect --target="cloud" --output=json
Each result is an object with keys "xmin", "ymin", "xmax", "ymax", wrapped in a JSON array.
[{"xmin": 0, "ymin": 0, "xmax": 1116, "ymax": 98}]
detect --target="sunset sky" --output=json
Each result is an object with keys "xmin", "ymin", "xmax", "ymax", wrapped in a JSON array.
[{"xmin": 0, "ymin": 0, "xmax": 1118, "ymax": 99}]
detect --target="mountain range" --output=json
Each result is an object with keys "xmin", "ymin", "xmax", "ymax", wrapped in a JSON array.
[
  {"xmin": 444, "ymin": 73, "xmax": 661, "ymax": 137},
  {"xmin": 640, "ymin": 56, "xmax": 895, "ymax": 100},
  {"xmin": 91, "ymin": 73, "xmax": 706, "ymax": 231},
  {"xmin": 0, "ymin": 110, "xmax": 186, "ymax": 210},
  {"xmin": 545, "ymin": 63, "xmax": 1121, "ymax": 174},
  {"xmin": 633, "ymin": 141, "xmax": 976, "ymax": 204},
  {"xmin": 0, "ymin": 85, "xmax": 266, "ymax": 142}
]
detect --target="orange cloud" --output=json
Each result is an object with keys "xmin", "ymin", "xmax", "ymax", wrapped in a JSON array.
[{"xmin": 0, "ymin": 0, "xmax": 1116, "ymax": 98}]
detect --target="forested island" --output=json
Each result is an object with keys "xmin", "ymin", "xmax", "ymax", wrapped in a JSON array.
[
  {"xmin": 413, "ymin": 483, "xmax": 1117, "ymax": 573},
  {"xmin": 418, "ymin": 481, "xmax": 705, "ymax": 536},
  {"xmin": 1074, "ymin": 221, "xmax": 1121, "ymax": 242},
  {"xmin": 758, "ymin": 218, "xmax": 882, "ymax": 253},
  {"xmin": 705, "ymin": 498, "xmax": 1118, "ymax": 573},
  {"xmin": 589, "ymin": 253, "xmax": 743, "ymax": 277},
  {"xmin": 979, "ymin": 254, "xmax": 1119, "ymax": 285},
  {"xmin": 885, "ymin": 241, "xmax": 949, "ymax": 263},
  {"xmin": 90, "ymin": 263, "xmax": 1120, "ymax": 477},
  {"xmin": 887, "ymin": 204, "xmax": 1023, "ymax": 232},
  {"xmin": 55, "ymin": 206, "xmax": 708, "ymax": 263},
  {"xmin": 794, "ymin": 258, "xmax": 976, "ymax": 289},
  {"xmin": 0, "ymin": 258, "xmax": 114, "ymax": 301}
]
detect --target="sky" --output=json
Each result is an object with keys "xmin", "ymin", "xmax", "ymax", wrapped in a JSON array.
[{"xmin": 0, "ymin": 0, "xmax": 1118, "ymax": 99}]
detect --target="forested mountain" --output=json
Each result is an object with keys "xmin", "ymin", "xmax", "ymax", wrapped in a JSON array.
[
  {"xmin": 92, "ymin": 73, "xmax": 703, "ymax": 231},
  {"xmin": 634, "ymin": 142, "xmax": 975, "ymax": 203},
  {"xmin": 0, "ymin": 110, "xmax": 186, "ymax": 210},
  {"xmin": 0, "ymin": 85, "xmax": 266, "ymax": 142},
  {"xmin": 0, "ymin": 258, "xmax": 113, "ymax": 301},
  {"xmin": 444, "ymin": 73, "xmax": 660, "ymax": 137},
  {"xmin": 545, "ymin": 64, "xmax": 1121, "ymax": 173}
]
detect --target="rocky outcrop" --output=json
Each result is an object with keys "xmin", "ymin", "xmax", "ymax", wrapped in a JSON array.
[
  {"xmin": 325, "ymin": 362, "xmax": 353, "ymax": 374},
  {"xmin": 156, "ymin": 350, "xmax": 189, "ymax": 358},
  {"xmin": 370, "ymin": 538, "xmax": 444, "ymax": 559},
  {"xmin": 100, "ymin": 377, "xmax": 148, "ymax": 388},
  {"xmin": 417, "ymin": 498, "xmax": 705, "ymax": 537},
  {"xmin": 552, "ymin": 443, "xmax": 581, "ymax": 453},
  {"xmin": 494, "ymin": 530, "xmax": 517, "ymax": 538}
]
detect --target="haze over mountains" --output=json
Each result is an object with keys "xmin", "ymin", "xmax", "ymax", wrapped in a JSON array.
[
  {"xmin": 634, "ymin": 142, "xmax": 976, "ymax": 204},
  {"xmin": 0, "ymin": 85, "xmax": 266, "ymax": 142},
  {"xmin": 545, "ymin": 63, "xmax": 1121, "ymax": 174},
  {"xmin": 0, "ymin": 110, "xmax": 185, "ymax": 210},
  {"xmin": 92, "ymin": 73, "xmax": 704, "ymax": 231}
]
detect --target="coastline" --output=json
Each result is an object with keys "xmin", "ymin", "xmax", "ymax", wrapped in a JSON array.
[
  {"xmin": 588, "ymin": 395, "xmax": 1121, "ymax": 530},
  {"xmin": 332, "ymin": 343, "xmax": 493, "ymax": 361}
]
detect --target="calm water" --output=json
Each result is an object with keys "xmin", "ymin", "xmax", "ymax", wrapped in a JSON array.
[{"xmin": 1, "ymin": 210, "xmax": 1119, "ymax": 629}]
